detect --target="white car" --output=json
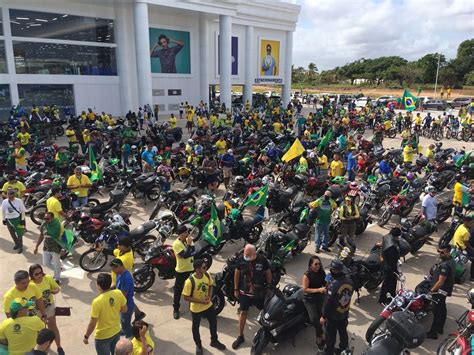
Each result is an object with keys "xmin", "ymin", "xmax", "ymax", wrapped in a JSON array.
[{"xmin": 355, "ymin": 97, "xmax": 371, "ymax": 107}]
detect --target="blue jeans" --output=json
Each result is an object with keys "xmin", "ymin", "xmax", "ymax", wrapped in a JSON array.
[
  {"xmin": 95, "ymin": 332, "xmax": 120, "ymax": 355},
  {"xmin": 72, "ymin": 196, "xmax": 88, "ymax": 208},
  {"xmin": 315, "ymin": 223, "xmax": 330, "ymax": 249},
  {"xmin": 121, "ymin": 308, "xmax": 133, "ymax": 338}
]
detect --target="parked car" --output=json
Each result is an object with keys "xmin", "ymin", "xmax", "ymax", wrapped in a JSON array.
[
  {"xmin": 423, "ymin": 99, "xmax": 448, "ymax": 111},
  {"xmin": 376, "ymin": 95, "xmax": 397, "ymax": 106},
  {"xmin": 418, "ymin": 96, "xmax": 434, "ymax": 104},
  {"xmin": 355, "ymin": 97, "xmax": 372, "ymax": 107},
  {"xmin": 448, "ymin": 97, "xmax": 473, "ymax": 108}
]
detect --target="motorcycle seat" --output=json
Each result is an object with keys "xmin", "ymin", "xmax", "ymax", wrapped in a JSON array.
[
  {"xmin": 136, "ymin": 173, "xmax": 155, "ymax": 182},
  {"xmin": 178, "ymin": 187, "xmax": 198, "ymax": 199},
  {"xmin": 193, "ymin": 238, "xmax": 210, "ymax": 254},
  {"xmin": 129, "ymin": 221, "xmax": 156, "ymax": 239},
  {"xmin": 294, "ymin": 224, "xmax": 310, "ymax": 237},
  {"xmin": 363, "ymin": 336, "xmax": 403, "ymax": 355},
  {"xmin": 285, "ymin": 287, "xmax": 303, "ymax": 303},
  {"xmin": 90, "ymin": 200, "xmax": 115, "ymax": 215},
  {"xmin": 242, "ymin": 215, "xmax": 262, "ymax": 228}
]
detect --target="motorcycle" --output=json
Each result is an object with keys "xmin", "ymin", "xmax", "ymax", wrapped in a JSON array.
[
  {"xmin": 400, "ymin": 217, "xmax": 437, "ymax": 255},
  {"xmin": 149, "ymin": 187, "xmax": 198, "ymax": 220},
  {"xmin": 437, "ymin": 289, "xmax": 474, "ymax": 355},
  {"xmin": 114, "ymin": 172, "xmax": 161, "ymax": 203},
  {"xmin": 363, "ymin": 311, "xmax": 426, "ymax": 355},
  {"xmin": 377, "ymin": 186, "xmax": 422, "ymax": 227},
  {"xmin": 251, "ymin": 285, "xmax": 308, "ymax": 355}
]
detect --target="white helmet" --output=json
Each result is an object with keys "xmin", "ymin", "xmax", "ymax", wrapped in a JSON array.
[
  {"xmin": 262, "ymin": 176, "xmax": 271, "ymax": 185},
  {"xmin": 110, "ymin": 214, "xmax": 125, "ymax": 225}
]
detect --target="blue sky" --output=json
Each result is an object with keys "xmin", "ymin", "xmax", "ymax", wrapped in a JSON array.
[{"xmin": 292, "ymin": 0, "xmax": 474, "ymax": 71}]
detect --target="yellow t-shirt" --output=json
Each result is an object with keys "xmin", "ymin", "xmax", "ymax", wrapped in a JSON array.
[
  {"xmin": 90, "ymin": 289, "xmax": 127, "ymax": 340},
  {"xmin": 67, "ymin": 174, "xmax": 91, "ymax": 197},
  {"xmin": 215, "ymin": 140, "xmax": 227, "ymax": 155},
  {"xmin": 415, "ymin": 116, "xmax": 422, "ymax": 126},
  {"xmin": 1, "ymin": 181, "xmax": 26, "ymax": 197},
  {"xmin": 14, "ymin": 147, "xmax": 27, "ymax": 166},
  {"xmin": 342, "ymin": 117, "xmax": 350, "ymax": 126},
  {"xmin": 17, "ymin": 132, "xmax": 30, "ymax": 146},
  {"xmin": 329, "ymin": 160, "xmax": 344, "ymax": 177},
  {"xmin": 132, "ymin": 333, "xmax": 155, "ymax": 355},
  {"xmin": 3, "ymin": 284, "xmax": 42, "ymax": 315},
  {"xmin": 172, "ymin": 239, "xmax": 194, "ymax": 273},
  {"xmin": 66, "ymin": 129, "xmax": 78, "ymax": 143},
  {"xmin": 452, "ymin": 224, "xmax": 470, "ymax": 250},
  {"xmin": 30, "ymin": 275, "xmax": 59, "ymax": 308},
  {"xmin": 318, "ymin": 155, "xmax": 329, "ymax": 169},
  {"xmin": 273, "ymin": 122, "xmax": 282, "ymax": 133},
  {"xmin": 453, "ymin": 182, "xmax": 464, "ymax": 205},
  {"xmin": 182, "ymin": 273, "xmax": 214, "ymax": 313},
  {"xmin": 111, "ymin": 249, "xmax": 134, "ymax": 286},
  {"xmin": 0, "ymin": 316, "xmax": 44, "ymax": 355},
  {"xmin": 401, "ymin": 130, "xmax": 410, "ymax": 140},
  {"xmin": 169, "ymin": 117, "xmax": 177, "ymax": 128},
  {"xmin": 46, "ymin": 196, "xmax": 63, "ymax": 219},
  {"xmin": 403, "ymin": 146, "xmax": 413, "ymax": 163},
  {"xmin": 425, "ymin": 148, "xmax": 434, "ymax": 163}
]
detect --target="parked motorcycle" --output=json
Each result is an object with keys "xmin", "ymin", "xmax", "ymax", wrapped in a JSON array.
[
  {"xmin": 378, "ymin": 186, "xmax": 423, "ymax": 227},
  {"xmin": 149, "ymin": 187, "xmax": 198, "ymax": 220},
  {"xmin": 400, "ymin": 217, "xmax": 437, "ymax": 255}
]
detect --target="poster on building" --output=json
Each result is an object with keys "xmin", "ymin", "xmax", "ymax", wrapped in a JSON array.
[
  {"xmin": 149, "ymin": 28, "xmax": 191, "ymax": 74},
  {"xmin": 259, "ymin": 39, "xmax": 280, "ymax": 77},
  {"xmin": 216, "ymin": 35, "xmax": 238, "ymax": 76}
]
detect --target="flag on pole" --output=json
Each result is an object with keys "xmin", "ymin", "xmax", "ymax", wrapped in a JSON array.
[
  {"xmin": 317, "ymin": 128, "xmax": 333, "ymax": 151},
  {"xmin": 89, "ymin": 148, "xmax": 102, "ymax": 182},
  {"xmin": 202, "ymin": 205, "xmax": 223, "ymax": 246},
  {"xmin": 401, "ymin": 89, "xmax": 418, "ymax": 112},
  {"xmin": 242, "ymin": 185, "xmax": 268, "ymax": 208},
  {"xmin": 282, "ymin": 138, "xmax": 305, "ymax": 162}
]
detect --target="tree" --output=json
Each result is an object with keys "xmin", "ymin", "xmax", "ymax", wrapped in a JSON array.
[
  {"xmin": 438, "ymin": 64, "xmax": 459, "ymax": 87},
  {"xmin": 464, "ymin": 70, "xmax": 474, "ymax": 86},
  {"xmin": 416, "ymin": 53, "xmax": 446, "ymax": 84},
  {"xmin": 454, "ymin": 39, "xmax": 474, "ymax": 84}
]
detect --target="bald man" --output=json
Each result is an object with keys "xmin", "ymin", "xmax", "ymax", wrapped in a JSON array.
[
  {"xmin": 232, "ymin": 244, "xmax": 272, "ymax": 350},
  {"xmin": 115, "ymin": 337, "xmax": 133, "ymax": 355}
]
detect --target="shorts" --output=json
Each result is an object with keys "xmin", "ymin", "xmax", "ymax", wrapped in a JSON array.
[
  {"xmin": 239, "ymin": 294, "xmax": 264, "ymax": 311},
  {"xmin": 186, "ymin": 121, "xmax": 193, "ymax": 128},
  {"xmin": 223, "ymin": 167, "xmax": 232, "ymax": 178},
  {"xmin": 206, "ymin": 174, "xmax": 218, "ymax": 184},
  {"xmin": 45, "ymin": 303, "xmax": 56, "ymax": 318}
]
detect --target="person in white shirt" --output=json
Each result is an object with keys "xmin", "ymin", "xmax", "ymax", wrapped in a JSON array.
[{"xmin": 1, "ymin": 188, "xmax": 27, "ymax": 253}]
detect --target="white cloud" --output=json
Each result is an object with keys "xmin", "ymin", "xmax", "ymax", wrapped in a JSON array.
[{"xmin": 293, "ymin": 0, "xmax": 474, "ymax": 71}]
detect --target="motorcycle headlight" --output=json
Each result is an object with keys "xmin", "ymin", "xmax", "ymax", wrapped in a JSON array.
[{"xmin": 395, "ymin": 296, "xmax": 405, "ymax": 307}]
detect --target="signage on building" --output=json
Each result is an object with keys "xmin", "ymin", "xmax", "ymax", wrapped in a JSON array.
[{"xmin": 254, "ymin": 78, "xmax": 283, "ymax": 84}]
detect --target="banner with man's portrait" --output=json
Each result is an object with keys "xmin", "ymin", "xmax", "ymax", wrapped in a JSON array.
[
  {"xmin": 259, "ymin": 39, "xmax": 280, "ymax": 77},
  {"xmin": 149, "ymin": 28, "xmax": 191, "ymax": 74}
]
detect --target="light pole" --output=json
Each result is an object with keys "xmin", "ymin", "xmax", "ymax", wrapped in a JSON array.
[{"xmin": 433, "ymin": 53, "xmax": 441, "ymax": 98}]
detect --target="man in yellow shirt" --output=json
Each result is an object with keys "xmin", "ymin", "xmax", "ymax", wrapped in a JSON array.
[
  {"xmin": 273, "ymin": 120, "xmax": 282, "ymax": 133},
  {"xmin": 183, "ymin": 259, "xmax": 226, "ymax": 354},
  {"xmin": 46, "ymin": 187, "xmax": 67, "ymax": 220},
  {"xmin": 172, "ymin": 225, "xmax": 195, "ymax": 319},
  {"xmin": 67, "ymin": 166, "xmax": 92, "ymax": 208},
  {"xmin": 0, "ymin": 298, "xmax": 45, "ymax": 355},
  {"xmin": 83, "ymin": 273, "xmax": 127, "ymax": 352},
  {"xmin": 3, "ymin": 270, "xmax": 47, "ymax": 319},
  {"xmin": 215, "ymin": 136, "xmax": 227, "ymax": 156},
  {"xmin": 65, "ymin": 126, "xmax": 78, "ymax": 149},
  {"xmin": 12, "ymin": 141, "xmax": 27, "ymax": 171},
  {"xmin": 1, "ymin": 174, "xmax": 26, "ymax": 199},
  {"xmin": 414, "ymin": 113, "xmax": 422, "ymax": 132},
  {"xmin": 130, "ymin": 320, "xmax": 155, "ymax": 355},
  {"xmin": 17, "ymin": 127, "xmax": 31, "ymax": 149},
  {"xmin": 425, "ymin": 144, "xmax": 435, "ymax": 164},
  {"xmin": 453, "ymin": 174, "xmax": 472, "ymax": 213},
  {"xmin": 169, "ymin": 113, "xmax": 177, "ymax": 128},
  {"xmin": 403, "ymin": 143, "xmax": 414, "ymax": 164},
  {"xmin": 451, "ymin": 216, "xmax": 474, "ymax": 280},
  {"xmin": 329, "ymin": 154, "xmax": 344, "ymax": 177},
  {"xmin": 317, "ymin": 152, "xmax": 329, "ymax": 176}
]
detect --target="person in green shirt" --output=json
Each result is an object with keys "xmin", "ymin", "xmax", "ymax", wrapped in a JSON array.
[{"xmin": 309, "ymin": 191, "xmax": 337, "ymax": 253}]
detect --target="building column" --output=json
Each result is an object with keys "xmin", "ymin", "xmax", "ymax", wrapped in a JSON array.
[
  {"xmin": 3, "ymin": 8, "xmax": 19, "ymax": 106},
  {"xmin": 243, "ymin": 25, "xmax": 254, "ymax": 106},
  {"xmin": 199, "ymin": 15, "xmax": 209, "ymax": 105},
  {"xmin": 133, "ymin": 1, "xmax": 153, "ymax": 108},
  {"xmin": 282, "ymin": 30, "xmax": 293, "ymax": 106},
  {"xmin": 218, "ymin": 15, "xmax": 232, "ymax": 111},
  {"xmin": 115, "ymin": 3, "xmax": 133, "ymax": 114}
]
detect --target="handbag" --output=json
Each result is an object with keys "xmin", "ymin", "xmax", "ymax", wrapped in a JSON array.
[{"xmin": 55, "ymin": 307, "xmax": 72, "ymax": 316}]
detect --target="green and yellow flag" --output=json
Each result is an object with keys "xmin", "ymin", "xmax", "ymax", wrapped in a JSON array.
[
  {"xmin": 401, "ymin": 89, "xmax": 418, "ymax": 112},
  {"xmin": 317, "ymin": 128, "xmax": 333, "ymax": 151},
  {"xmin": 89, "ymin": 148, "xmax": 102, "ymax": 182},
  {"xmin": 242, "ymin": 185, "xmax": 268, "ymax": 208},
  {"xmin": 282, "ymin": 138, "xmax": 305, "ymax": 162},
  {"xmin": 202, "ymin": 205, "xmax": 222, "ymax": 247}
]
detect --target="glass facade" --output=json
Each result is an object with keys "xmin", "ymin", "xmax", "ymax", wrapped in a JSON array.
[
  {"xmin": 0, "ymin": 84, "xmax": 11, "ymax": 120},
  {"xmin": 13, "ymin": 41, "xmax": 117, "ymax": 75},
  {"xmin": 0, "ymin": 41, "xmax": 6, "ymax": 73},
  {"xmin": 9, "ymin": 9, "xmax": 114, "ymax": 43},
  {"xmin": 18, "ymin": 84, "xmax": 75, "ymax": 114}
]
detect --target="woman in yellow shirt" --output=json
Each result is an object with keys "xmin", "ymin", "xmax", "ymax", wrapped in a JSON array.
[{"xmin": 131, "ymin": 320, "xmax": 154, "ymax": 355}]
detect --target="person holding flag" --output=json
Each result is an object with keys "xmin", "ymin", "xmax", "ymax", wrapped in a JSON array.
[
  {"xmin": 67, "ymin": 166, "xmax": 92, "ymax": 208},
  {"xmin": 2, "ymin": 188, "xmax": 27, "ymax": 253}
]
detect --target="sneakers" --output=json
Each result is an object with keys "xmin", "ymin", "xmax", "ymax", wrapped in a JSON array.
[
  {"xmin": 196, "ymin": 345, "xmax": 203, "ymax": 355},
  {"xmin": 210, "ymin": 340, "xmax": 226, "ymax": 351},
  {"xmin": 16, "ymin": 248, "xmax": 23, "ymax": 254},
  {"xmin": 232, "ymin": 335, "xmax": 245, "ymax": 350},
  {"xmin": 315, "ymin": 247, "xmax": 320, "ymax": 254},
  {"xmin": 173, "ymin": 310, "xmax": 180, "ymax": 320},
  {"xmin": 322, "ymin": 246, "xmax": 331, "ymax": 252},
  {"xmin": 57, "ymin": 347, "xmax": 65, "ymax": 355},
  {"xmin": 426, "ymin": 331, "xmax": 438, "ymax": 340},
  {"xmin": 13, "ymin": 245, "xmax": 18, "ymax": 250}
]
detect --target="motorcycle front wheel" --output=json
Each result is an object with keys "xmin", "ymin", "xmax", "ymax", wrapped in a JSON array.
[
  {"xmin": 377, "ymin": 208, "xmax": 392, "ymax": 227},
  {"xmin": 30, "ymin": 204, "xmax": 47, "ymax": 225},
  {"xmin": 277, "ymin": 213, "xmax": 293, "ymax": 230},
  {"xmin": 365, "ymin": 315, "xmax": 387, "ymax": 343},
  {"xmin": 134, "ymin": 235, "xmax": 157, "ymax": 258},
  {"xmin": 79, "ymin": 249, "xmax": 108, "ymax": 272},
  {"xmin": 212, "ymin": 289, "xmax": 226, "ymax": 315},
  {"xmin": 133, "ymin": 268, "xmax": 156, "ymax": 293},
  {"xmin": 245, "ymin": 225, "xmax": 263, "ymax": 244},
  {"xmin": 251, "ymin": 328, "xmax": 271, "ymax": 355},
  {"xmin": 437, "ymin": 335, "xmax": 463, "ymax": 355}
]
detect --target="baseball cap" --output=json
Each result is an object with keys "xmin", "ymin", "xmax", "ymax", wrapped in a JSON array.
[
  {"xmin": 10, "ymin": 298, "xmax": 34, "ymax": 313},
  {"xmin": 109, "ymin": 258, "xmax": 124, "ymax": 267}
]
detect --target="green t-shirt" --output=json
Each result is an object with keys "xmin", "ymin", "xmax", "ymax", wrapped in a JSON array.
[{"xmin": 310, "ymin": 198, "xmax": 336, "ymax": 225}]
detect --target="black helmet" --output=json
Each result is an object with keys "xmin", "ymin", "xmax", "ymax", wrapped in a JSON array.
[{"xmin": 282, "ymin": 284, "xmax": 300, "ymax": 298}]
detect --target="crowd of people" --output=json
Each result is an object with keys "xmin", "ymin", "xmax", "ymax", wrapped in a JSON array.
[{"xmin": 0, "ymin": 93, "xmax": 473, "ymax": 355}]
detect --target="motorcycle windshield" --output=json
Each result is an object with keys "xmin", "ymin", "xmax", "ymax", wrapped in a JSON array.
[{"xmin": 262, "ymin": 294, "xmax": 286, "ymax": 323}]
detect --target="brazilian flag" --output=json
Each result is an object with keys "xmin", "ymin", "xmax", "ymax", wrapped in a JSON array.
[
  {"xmin": 242, "ymin": 185, "xmax": 268, "ymax": 208},
  {"xmin": 89, "ymin": 148, "xmax": 102, "ymax": 182},
  {"xmin": 401, "ymin": 89, "xmax": 418, "ymax": 112},
  {"xmin": 202, "ymin": 205, "xmax": 222, "ymax": 247}
]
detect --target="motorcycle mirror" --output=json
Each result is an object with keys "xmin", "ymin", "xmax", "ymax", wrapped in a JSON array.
[{"xmin": 386, "ymin": 292, "xmax": 392, "ymax": 299}]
